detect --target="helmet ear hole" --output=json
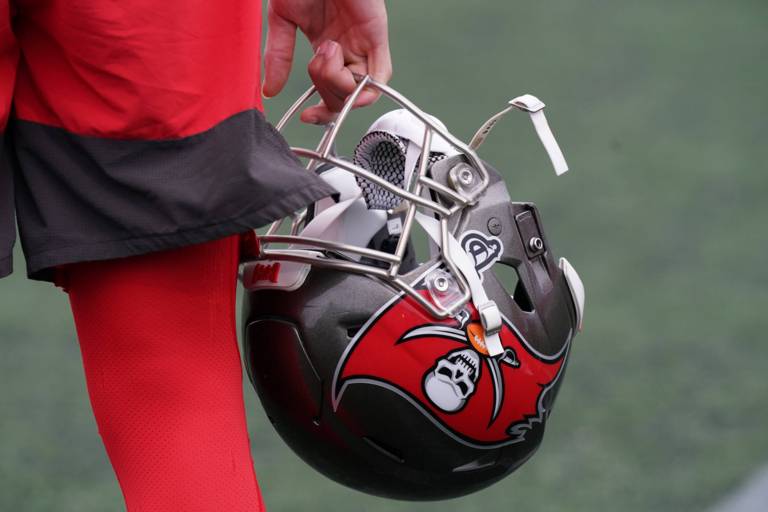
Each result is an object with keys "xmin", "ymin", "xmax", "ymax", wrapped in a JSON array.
[
  {"xmin": 513, "ymin": 279, "xmax": 534, "ymax": 312},
  {"xmin": 492, "ymin": 262, "xmax": 535, "ymax": 313}
]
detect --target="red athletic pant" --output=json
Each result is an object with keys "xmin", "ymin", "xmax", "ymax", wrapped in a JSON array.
[{"xmin": 65, "ymin": 236, "xmax": 265, "ymax": 511}]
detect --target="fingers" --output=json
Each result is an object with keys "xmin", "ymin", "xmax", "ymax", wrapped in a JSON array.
[
  {"xmin": 352, "ymin": 44, "xmax": 394, "ymax": 108},
  {"xmin": 263, "ymin": 7, "xmax": 297, "ymax": 98},
  {"xmin": 300, "ymin": 101, "xmax": 335, "ymax": 125},
  {"xmin": 368, "ymin": 43, "xmax": 393, "ymax": 84},
  {"xmin": 302, "ymin": 40, "xmax": 357, "ymax": 124},
  {"xmin": 301, "ymin": 38, "xmax": 393, "ymax": 124}
]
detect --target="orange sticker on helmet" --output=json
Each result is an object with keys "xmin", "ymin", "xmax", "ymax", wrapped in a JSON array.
[{"xmin": 466, "ymin": 322, "xmax": 489, "ymax": 355}]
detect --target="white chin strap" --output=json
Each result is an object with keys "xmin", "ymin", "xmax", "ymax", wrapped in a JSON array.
[
  {"xmin": 414, "ymin": 211, "xmax": 504, "ymax": 357},
  {"xmin": 470, "ymin": 94, "xmax": 569, "ymax": 176}
]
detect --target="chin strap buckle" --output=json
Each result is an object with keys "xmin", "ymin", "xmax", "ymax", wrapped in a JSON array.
[
  {"xmin": 478, "ymin": 301, "xmax": 504, "ymax": 356},
  {"xmin": 478, "ymin": 301, "xmax": 502, "ymax": 335}
]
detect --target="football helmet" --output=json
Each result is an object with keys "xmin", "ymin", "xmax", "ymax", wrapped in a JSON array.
[{"xmin": 241, "ymin": 76, "xmax": 585, "ymax": 500}]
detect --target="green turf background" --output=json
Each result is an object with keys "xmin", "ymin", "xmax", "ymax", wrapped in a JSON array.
[{"xmin": 2, "ymin": 0, "xmax": 767, "ymax": 510}]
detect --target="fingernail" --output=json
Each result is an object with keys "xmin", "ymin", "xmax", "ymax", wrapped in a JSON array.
[
  {"xmin": 304, "ymin": 114, "xmax": 319, "ymax": 124},
  {"xmin": 316, "ymin": 40, "xmax": 337, "ymax": 58},
  {"xmin": 326, "ymin": 40, "xmax": 338, "ymax": 57}
]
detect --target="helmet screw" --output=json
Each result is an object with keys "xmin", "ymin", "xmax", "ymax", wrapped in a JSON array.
[
  {"xmin": 458, "ymin": 167, "xmax": 474, "ymax": 186},
  {"xmin": 434, "ymin": 276, "xmax": 450, "ymax": 292},
  {"xmin": 529, "ymin": 237, "xmax": 544, "ymax": 251},
  {"xmin": 487, "ymin": 217, "xmax": 502, "ymax": 235}
]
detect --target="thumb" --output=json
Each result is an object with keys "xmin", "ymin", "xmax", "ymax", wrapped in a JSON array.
[{"xmin": 263, "ymin": 9, "xmax": 297, "ymax": 98}]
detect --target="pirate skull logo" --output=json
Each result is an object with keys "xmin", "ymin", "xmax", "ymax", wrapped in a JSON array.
[
  {"xmin": 332, "ymin": 291, "xmax": 569, "ymax": 447},
  {"xmin": 423, "ymin": 349, "xmax": 481, "ymax": 412}
]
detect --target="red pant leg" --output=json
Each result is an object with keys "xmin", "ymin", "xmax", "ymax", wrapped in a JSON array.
[{"xmin": 66, "ymin": 236, "xmax": 265, "ymax": 512}]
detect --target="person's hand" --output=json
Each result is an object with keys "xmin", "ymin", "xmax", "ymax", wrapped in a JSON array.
[{"xmin": 263, "ymin": 0, "xmax": 392, "ymax": 124}]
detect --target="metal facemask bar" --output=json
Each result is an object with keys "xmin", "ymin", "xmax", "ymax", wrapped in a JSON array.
[{"xmin": 255, "ymin": 76, "xmax": 491, "ymax": 322}]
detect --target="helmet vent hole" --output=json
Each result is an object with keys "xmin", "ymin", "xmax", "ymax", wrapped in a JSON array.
[
  {"xmin": 492, "ymin": 262, "xmax": 535, "ymax": 313},
  {"xmin": 513, "ymin": 279, "xmax": 535, "ymax": 313},
  {"xmin": 362, "ymin": 436, "xmax": 405, "ymax": 464}
]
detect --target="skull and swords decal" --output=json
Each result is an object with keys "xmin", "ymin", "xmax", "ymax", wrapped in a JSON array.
[
  {"xmin": 408, "ymin": 318, "xmax": 521, "ymax": 421},
  {"xmin": 332, "ymin": 231, "xmax": 570, "ymax": 448},
  {"xmin": 424, "ymin": 349, "xmax": 481, "ymax": 413}
]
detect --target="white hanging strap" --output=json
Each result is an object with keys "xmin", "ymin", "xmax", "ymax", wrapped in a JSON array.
[
  {"xmin": 469, "ymin": 94, "xmax": 569, "ymax": 176},
  {"xmin": 512, "ymin": 95, "xmax": 569, "ymax": 176},
  {"xmin": 414, "ymin": 212, "xmax": 504, "ymax": 357},
  {"xmin": 469, "ymin": 105, "xmax": 515, "ymax": 151}
]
